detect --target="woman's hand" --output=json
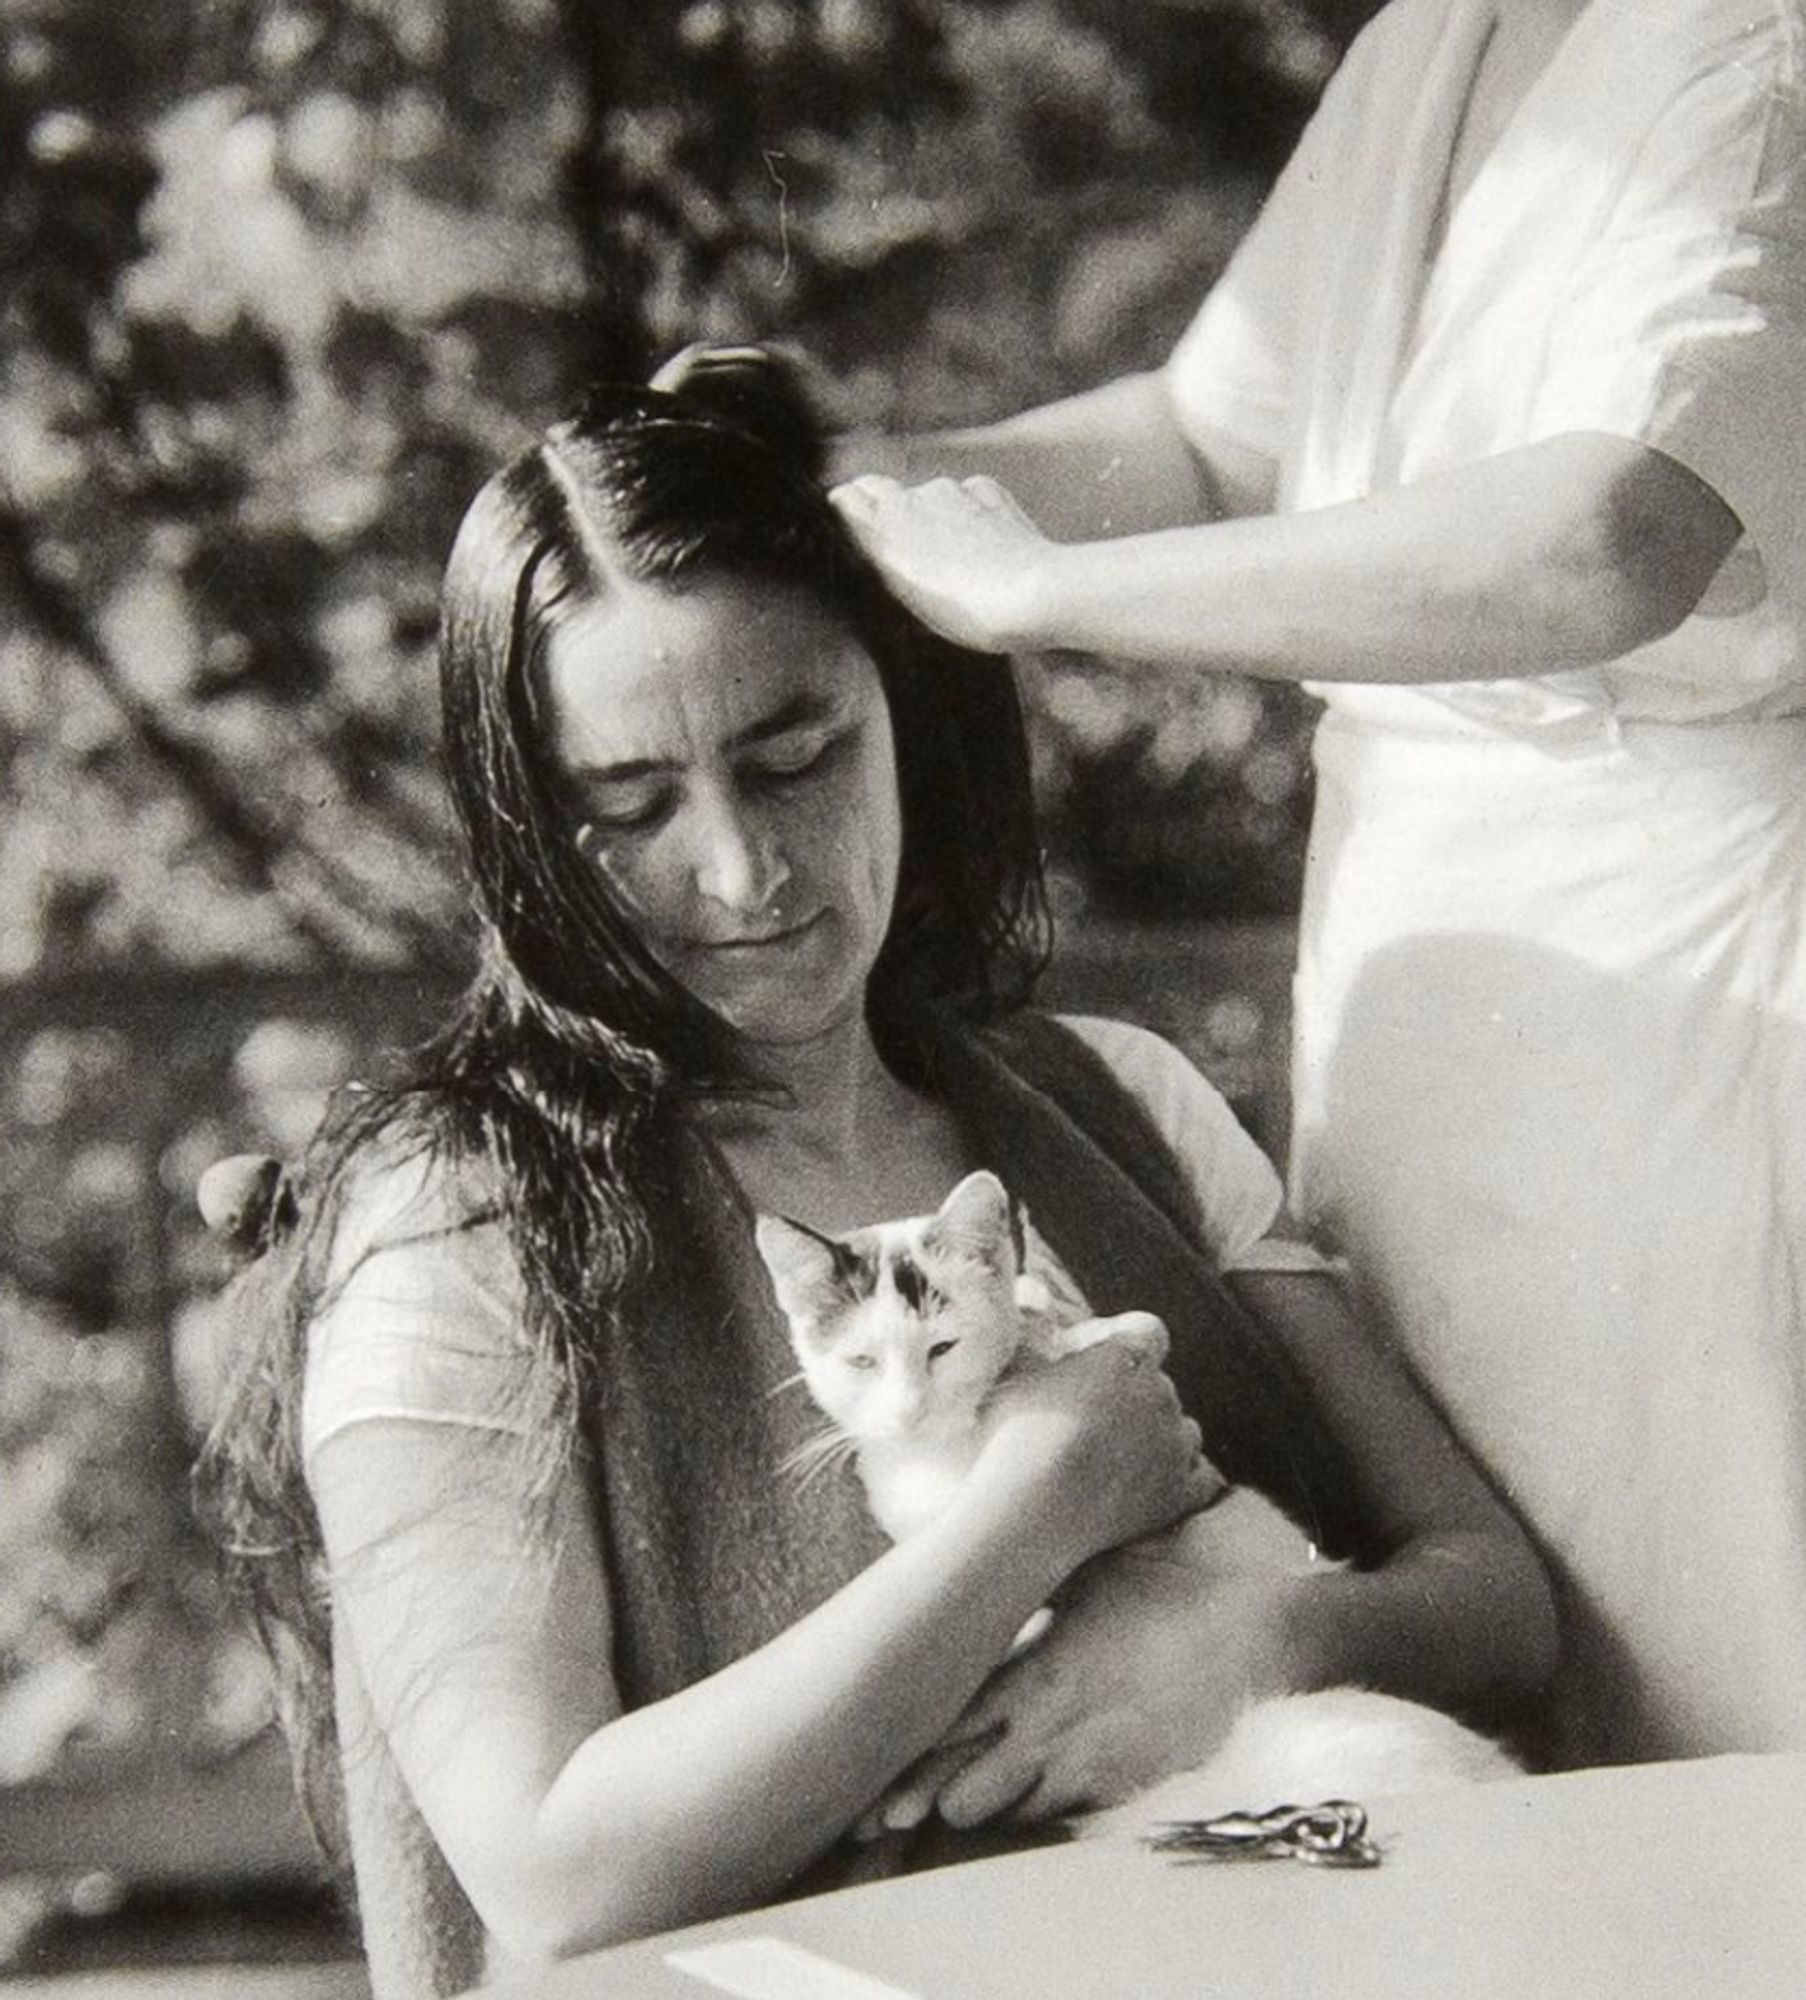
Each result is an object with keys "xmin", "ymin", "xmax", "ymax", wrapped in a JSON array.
[
  {"xmin": 966, "ymin": 1312, "xmax": 1221, "ymax": 1583},
  {"xmin": 829, "ymin": 473, "xmax": 1053, "ymax": 653},
  {"xmin": 865, "ymin": 1527, "xmax": 1299, "ymax": 1836}
]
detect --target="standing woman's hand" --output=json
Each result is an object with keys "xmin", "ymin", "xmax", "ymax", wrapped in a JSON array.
[{"xmin": 830, "ymin": 473, "xmax": 1053, "ymax": 653}]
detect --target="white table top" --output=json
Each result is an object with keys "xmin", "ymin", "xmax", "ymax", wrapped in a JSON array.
[{"xmin": 475, "ymin": 1751, "xmax": 1805, "ymax": 2000}]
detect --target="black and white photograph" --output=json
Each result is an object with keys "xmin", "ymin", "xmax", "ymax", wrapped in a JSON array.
[{"xmin": 2, "ymin": 3, "xmax": 1802, "ymax": 1996}]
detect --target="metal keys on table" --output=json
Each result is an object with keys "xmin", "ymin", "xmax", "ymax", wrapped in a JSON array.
[{"xmin": 1146, "ymin": 1799, "xmax": 1382, "ymax": 1869}]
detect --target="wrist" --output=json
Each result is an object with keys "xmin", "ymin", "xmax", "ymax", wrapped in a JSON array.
[
  {"xmin": 957, "ymin": 1445, "xmax": 1090, "ymax": 1595},
  {"xmin": 995, "ymin": 538, "xmax": 1070, "ymax": 654}
]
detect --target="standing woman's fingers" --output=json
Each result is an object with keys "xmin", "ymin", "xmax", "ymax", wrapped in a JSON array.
[
  {"xmin": 959, "ymin": 473, "xmax": 1036, "ymax": 525},
  {"xmin": 828, "ymin": 473, "xmax": 899, "ymax": 512},
  {"xmin": 824, "ymin": 471, "xmax": 1047, "ymax": 652}
]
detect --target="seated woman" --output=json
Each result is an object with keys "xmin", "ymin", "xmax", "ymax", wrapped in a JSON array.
[{"xmin": 197, "ymin": 354, "xmax": 1557, "ymax": 2000}]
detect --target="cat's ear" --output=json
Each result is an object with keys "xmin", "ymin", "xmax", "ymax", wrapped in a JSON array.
[
  {"xmin": 754, "ymin": 1213, "xmax": 868, "ymax": 1323},
  {"xmin": 925, "ymin": 1170, "xmax": 1016, "ymax": 1271}
]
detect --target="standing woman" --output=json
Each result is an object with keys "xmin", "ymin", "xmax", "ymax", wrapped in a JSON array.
[{"xmin": 832, "ymin": 0, "xmax": 1806, "ymax": 1764}]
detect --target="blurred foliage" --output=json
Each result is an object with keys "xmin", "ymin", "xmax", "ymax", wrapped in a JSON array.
[
  {"xmin": 0, "ymin": 975, "xmax": 441, "ymax": 1815},
  {"xmin": 0, "ymin": 0, "xmax": 595, "ymax": 978},
  {"xmin": 0, "ymin": 0, "xmax": 1382, "ymax": 985},
  {"xmin": 0, "ymin": 0, "xmax": 1386, "ymax": 1842}
]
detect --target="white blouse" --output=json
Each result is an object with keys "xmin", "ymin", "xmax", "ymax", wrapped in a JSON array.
[{"xmin": 1168, "ymin": 0, "xmax": 1806, "ymax": 733}]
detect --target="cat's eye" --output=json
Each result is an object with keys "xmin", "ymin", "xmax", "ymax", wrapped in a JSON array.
[
  {"xmin": 927, "ymin": 1339, "xmax": 959, "ymax": 1362},
  {"xmin": 845, "ymin": 1353, "xmax": 878, "ymax": 1371}
]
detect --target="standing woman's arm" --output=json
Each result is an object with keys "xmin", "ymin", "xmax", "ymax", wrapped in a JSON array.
[
  {"xmin": 833, "ymin": 11, "xmax": 1806, "ymax": 692},
  {"xmin": 824, "ymin": 14, "xmax": 1333, "ymax": 591},
  {"xmin": 829, "ymin": 433, "xmax": 1742, "ymax": 685},
  {"xmin": 827, "ymin": 371, "xmax": 1277, "ymax": 541}
]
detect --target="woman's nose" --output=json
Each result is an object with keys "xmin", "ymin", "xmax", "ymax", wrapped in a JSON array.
[{"xmin": 693, "ymin": 793, "xmax": 790, "ymax": 916}]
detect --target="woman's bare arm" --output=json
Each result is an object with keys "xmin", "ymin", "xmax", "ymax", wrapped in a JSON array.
[
  {"xmin": 880, "ymin": 1265, "xmax": 1558, "ymax": 1832},
  {"xmin": 1222, "ymin": 1264, "xmax": 1559, "ymax": 1713},
  {"xmin": 829, "ymin": 370, "xmax": 1274, "ymax": 541},
  {"xmin": 832, "ymin": 431, "xmax": 1742, "ymax": 683},
  {"xmin": 310, "ymin": 1315, "xmax": 1208, "ymax": 1963}
]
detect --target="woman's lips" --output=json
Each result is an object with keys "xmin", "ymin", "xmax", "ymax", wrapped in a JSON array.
[{"xmin": 695, "ymin": 911, "xmax": 825, "ymax": 953}]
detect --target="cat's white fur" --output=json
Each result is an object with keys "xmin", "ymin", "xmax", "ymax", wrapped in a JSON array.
[
  {"xmin": 756, "ymin": 1170, "xmax": 1517, "ymax": 1839},
  {"xmin": 1079, "ymin": 1687, "xmax": 1521, "ymax": 1839},
  {"xmin": 756, "ymin": 1169, "xmax": 1106, "ymax": 1540}
]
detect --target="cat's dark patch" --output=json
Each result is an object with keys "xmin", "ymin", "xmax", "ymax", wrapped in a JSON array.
[
  {"xmin": 887, "ymin": 1251, "xmax": 945, "ymax": 1317},
  {"xmin": 831, "ymin": 1236, "xmax": 878, "ymax": 1301}
]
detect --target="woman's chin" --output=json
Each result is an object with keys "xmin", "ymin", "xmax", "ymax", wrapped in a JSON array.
[
  {"xmin": 689, "ymin": 970, "xmax": 866, "ymax": 1051},
  {"xmin": 719, "ymin": 994, "xmax": 868, "ymax": 1051},
  {"xmin": 678, "ymin": 930, "xmax": 878, "ymax": 1050}
]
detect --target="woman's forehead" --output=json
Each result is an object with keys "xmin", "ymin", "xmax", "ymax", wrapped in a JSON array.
[{"xmin": 538, "ymin": 574, "xmax": 874, "ymax": 768}]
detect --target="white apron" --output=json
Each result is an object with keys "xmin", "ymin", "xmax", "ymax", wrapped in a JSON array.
[{"xmin": 1169, "ymin": 0, "xmax": 1806, "ymax": 1760}]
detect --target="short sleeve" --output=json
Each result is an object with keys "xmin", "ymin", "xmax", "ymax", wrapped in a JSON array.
[
  {"xmin": 1163, "ymin": 33, "xmax": 1363, "ymax": 467},
  {"xmin": 1056, "ymin": 1014, "xmax": 1287, "ymax": 1269},
  {"xmin": 1529, "ymin": 30, "xmax": 1806, "ymax": 624},
  {"xmin": 301, "ymin": 1146, "xmax": 534, "ymax": 1473}
]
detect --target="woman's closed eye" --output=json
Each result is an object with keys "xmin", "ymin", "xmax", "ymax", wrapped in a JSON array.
[
  {"xmin": 576, "ymin": 730, "xmax": 849, "ymax": 839},
  {"xmin": 742, "ymin": 724, "xmax": 850, "ymax": 790},
  {"xmin": 580, "ymin": 786, "xmax": 675, "ymax": 836},
  {"xmin": 588, "ymin": 788, "xmax": 672, "ymax": 836}
]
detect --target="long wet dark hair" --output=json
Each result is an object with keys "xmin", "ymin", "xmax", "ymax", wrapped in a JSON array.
[{"xmin": 194, "ymin": 350, "xmax": 1050, "ymax": 1860}]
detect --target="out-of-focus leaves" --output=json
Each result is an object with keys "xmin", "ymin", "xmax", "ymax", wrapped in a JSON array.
[
  {"xmin": 2, "ymin": 0, "xmax": 1366, "ymax": 974},
  {"xmin": 1031, "ymin": 654, "xmax": 1319, "ymax": 921},
  {"xmin": 0, "ymin": 0, "xmax": 586, "ymax": 980}
]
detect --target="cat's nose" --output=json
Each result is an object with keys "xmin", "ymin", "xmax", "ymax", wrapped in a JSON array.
[
  {"xmin": 870, "ymin": 1387, "xmax": 927, "ymax": 1436},
  {"xmin": 893, "ymin": 1390, "xmax": 929, "ymax": 1430}
]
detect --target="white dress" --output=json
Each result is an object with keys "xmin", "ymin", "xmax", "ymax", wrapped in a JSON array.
[{"xmin": 1168, "ymin": 0, "xmax": 1806, "ymax": 1760}]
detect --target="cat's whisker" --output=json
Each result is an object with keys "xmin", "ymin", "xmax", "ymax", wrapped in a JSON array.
[
  {"xmin": 781, "ymin": 1426, "xmax": 836, "ymax": 1470},
  {"xmin": 782, "ymin": 1426, "xmax": 858, "ymax": 1489},
  {"xmin": 758, "ymin": 1187, "xmax": 1030, "ymax": 1534},
  {"xmin": 797, "ymin": 1437, "xmax": 859, "ymax": 1488}
]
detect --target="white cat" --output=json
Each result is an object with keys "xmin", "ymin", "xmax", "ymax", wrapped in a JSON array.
[
  {"xmin": 756, "ymin": 1168, "xmax": 1519, "ymax": 1839},
  {"xmin": 756, "ymin": 1168, "xmax": 1114, "ymax": 1539}
]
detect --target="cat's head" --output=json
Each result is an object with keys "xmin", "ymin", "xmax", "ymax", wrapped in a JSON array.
[{"xmin": 755, "ymin": 1170, "xmax": 1025, "ymax": 1440}]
